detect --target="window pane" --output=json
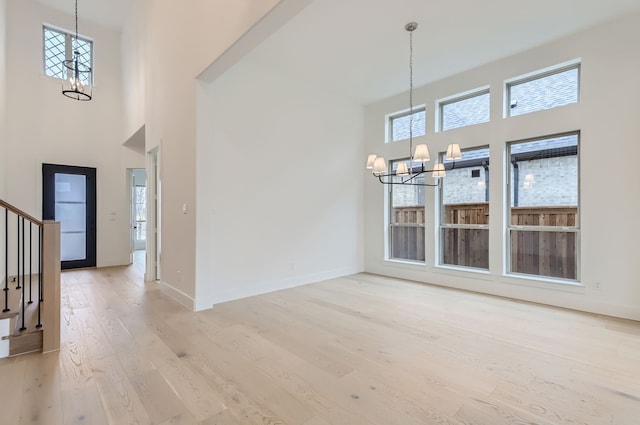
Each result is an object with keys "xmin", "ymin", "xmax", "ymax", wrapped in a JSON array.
[
  {"xmin": 442, "ymin": 147, "xmax": 490, "ymax": 223},
  {"xmin": 390, "ymin": 226, "xmax": 425, "ymax": 261},
  {"xmin": 391, "ymin": 109, "xmax": 426, "ymax": 142},
  {"xmin": 508, "ymin": 132, "xmax": 579, "ymax": 282},
  {"xmin": 44, "ymin": 28, "xmax": 67, "ymax": 79},
  {"xmin": 55, "ymin": 173, "xmax": 87, "ymax": 262},
  {"xmin": 390, "ymin": 160, "xmax": 425, "ymax": 262},
  {"xmin": 510, "ymin": 230, "xmax": 577, "ymax": 280},
  {"xmin": 74, "ymin": 38, "xmax": 93, "ymax": 86},
  {"xmin": 441, "ymin": 91, "xmax": 490, "ymax": 131},
  {"xmin": 60, "ymin": 232, "xmax": 86, "ymax": 262},
  {"xmin": 509, "ymin": 134, "xmax": 578, "ymax": 225},
  {"xmin": 440, "ymin": 146, "xmax": 489, "ymax": 270},
  {"xmin": 509, "ymin": 66, "xmax": 579, "ymax": 117},
  {"xmin": 441, "ymin": 228, "xmax": 489, "ymax": 269}
]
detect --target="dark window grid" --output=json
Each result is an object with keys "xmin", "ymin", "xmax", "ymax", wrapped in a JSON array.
[{"xmin": 43, "ymin": 26, "xmax": 93, "ymax": 85}]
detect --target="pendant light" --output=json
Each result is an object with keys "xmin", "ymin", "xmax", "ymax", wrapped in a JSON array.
[
  {"xmin": 62, "ymin": 0, "xmax": 92, "ymax": 101},
  {"xmin": 366, "ymin": 22, "xmax": 460, "ymax": 186}
]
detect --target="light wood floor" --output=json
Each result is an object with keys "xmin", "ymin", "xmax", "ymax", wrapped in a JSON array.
[{"xmin": 1, "ymin": 254, "xmax": 639, "ymax": 425}]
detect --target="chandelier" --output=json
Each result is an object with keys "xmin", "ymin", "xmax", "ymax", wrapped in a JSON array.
[
  {"xmin": 62, "ymin": 0, "xmax": 92, "ymax": 101},
  {"xmin": 366, "ymin": 22, "xmax": 460, "ymax": 186}
]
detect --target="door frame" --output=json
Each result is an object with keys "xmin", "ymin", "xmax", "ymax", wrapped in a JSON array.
[
  {"xmin": 42, "ymin": 163, "xmax": 97, "ymax": 270},
  {"xmin": 145, "ymin": 147, "xmax": 161, "ymax": 282}
]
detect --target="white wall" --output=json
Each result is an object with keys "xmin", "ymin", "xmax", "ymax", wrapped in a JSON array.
[
  {"xmin": 364, "ymin": 12, "xmax": 640, "ymax": 320},
  {"xmin": 4, "ymin": 0, "xmax": 143, "ymax": 267},
  {"xmin": 0, "ymin": 0, "xmax": 7, "ymax": 198},
  {"xmin": 195, "ymin": 56, "xmax": 364, "ymax": 309},
  {"xmin": 121, "ymin": 0, "xmax": 147, "ymax": 142},
  {"xmin": 0, "ymin": 0, "xmax": 5, "ymax": 285},
  {"xmin": 138, "ymin": 0, "xmax": 282, "ymax": 306}
]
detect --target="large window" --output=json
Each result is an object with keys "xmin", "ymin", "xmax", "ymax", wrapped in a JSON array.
[
  {"xmin": 507, "ymin": 63, "xmax": 579, "ymax": 117},
  {"xmin": 439, "ymin": 146, "xmax": 490, "ymax": 269},
  {"xmin": 439, "ymin": 89, "xmax": 490, "ymax": 131},
  {"xmin": 507, "ymin": 132, "xmax": 579, "ymax": 280},
  {"xmin": 388, "ymin": 107, "xmax": 426, "ymax": 142},
  {"xmin": 43, "ymin": 26, "xmax": 93, "ymax": 86},
  {"xmin": 389, "ymin": 160, "xmax": 425, "ymax": 262}
]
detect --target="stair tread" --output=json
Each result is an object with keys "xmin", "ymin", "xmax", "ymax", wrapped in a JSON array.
[
  {"xmin": 1, "ymin": 276, "xmax": 42, "ymax": 331},
  {"xmin": 3, "ymin": 327, "xmax": 43, "ymax": 340},
  {"xmin": 0, "ymin": 310, "xmax": 19, "ymax": 320}
]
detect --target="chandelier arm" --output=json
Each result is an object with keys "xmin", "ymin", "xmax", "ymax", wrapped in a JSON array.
[
  {"xmin": 376, "ymin": 174, "xmax": 439, "ymax": 187},
  {"xmin": 403, "ymin": 171, "xmax": 424, "ymax": 184}
]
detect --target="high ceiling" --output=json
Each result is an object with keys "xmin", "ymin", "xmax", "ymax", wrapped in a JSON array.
[
  {"xmin": 245, "ymin": 0, "xmax": 640, "ymax": 103},
  {"xmin": 35, "ymin": 0, "xmax": 640, "ymax": 104},
  {"xmin": 36, "ymin": 0, "xmax": 132, "ymax": 29}
]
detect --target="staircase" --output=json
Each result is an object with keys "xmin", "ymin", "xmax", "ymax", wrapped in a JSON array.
[
  {"xmin": 0, "ymin": 198, "xmax": 60, "ymax": 358},
  {"xmin": 1, "ymin": 275, "xmax": 43, "ymax": 356}
]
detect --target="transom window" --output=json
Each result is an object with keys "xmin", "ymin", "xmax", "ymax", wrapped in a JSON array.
[
  {"xmin": 439, "ymin": 89, "xmax": 490, "ymax": 132},
  {"xmin": 507, "ymin": 63, "xmax": 579, "ymax": 117},
  {"xmin": 43, "ymin": 26, "xmax": 93, "ymax": 86},
  {"xmin": 388, "ymin": 107, "xmax": 426, "ymax": 142},
  {"xmin": 507, "ymin": 132, "xmax": 580, "ymax": 281}
]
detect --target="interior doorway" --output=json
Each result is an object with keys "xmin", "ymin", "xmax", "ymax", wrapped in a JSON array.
[{"xmin": 130, "ymin": 169, "xmax": 147, "ymax": 252}]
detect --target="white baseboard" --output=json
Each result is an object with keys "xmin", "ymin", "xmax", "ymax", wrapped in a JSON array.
[
  {"xmin": 158, "ymin": 281, "xmax": 195, "ymax": 311},
  {"xmin": 198, "ymin": 265, "xmax": 361, "ymax": 311}
]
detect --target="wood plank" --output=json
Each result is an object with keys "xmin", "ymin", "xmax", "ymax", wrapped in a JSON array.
[
  {"xmin": 131, "ymin": 370, "xmax": 186, "ymax": 424},
  {"xmin": 455, "ymin": 396, "xmax": 557, "ymax": 425},
  {"xmin": 0, "ymin": 355, "xmax": 28, "ymax": 425},
  {"xmin": 18, "ymin": 351, "xmax": 63, "ymax": 425},
  {"xmin": 59, "ymin": 347, "xmax": 109, "ymax": 425},
  {"xmin": 197, "ymin": 410, "xmax": 245, "ymax": 425},
  {"xmin": 91, "ymin": 355, "xmax": 153, "ymax": 425}
]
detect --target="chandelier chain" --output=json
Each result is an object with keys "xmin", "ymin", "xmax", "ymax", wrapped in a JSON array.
[
  {"xmin": 74, "ymin": 0, "xmax": 78, "ymax": 51},
  {"xmin": 408, "ymin": 26, "xmax": 414, "ymax": 164}
]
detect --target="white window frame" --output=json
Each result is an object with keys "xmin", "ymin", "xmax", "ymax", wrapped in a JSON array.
[
  {"xmin": 506, "ymin": 131, "xmax": 580, "ymax": 283},
  {"xmin": 437, "ymin": 145, "xmax": 490, "ymax": 270},
  {"xmin": 388, "ymin": 159, "xmax": 426, "ymax": 263},
  {"xmin": 504, "ymin": 59, "xmax": 580, "ymax": 118}
]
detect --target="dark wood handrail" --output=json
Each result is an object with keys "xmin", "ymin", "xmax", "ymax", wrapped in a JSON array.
[{"xmin": 0, "ymin": 198, "xmax": 43, "ymax": 226}]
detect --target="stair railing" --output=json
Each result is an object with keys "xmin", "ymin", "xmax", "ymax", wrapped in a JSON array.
[{"xmin": 1, "ymin": 198, "xmax": 60, "ymax": 354}]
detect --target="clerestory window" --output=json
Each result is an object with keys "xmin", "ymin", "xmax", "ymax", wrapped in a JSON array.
[{"xmin": 43, "ymin": 26, "xmax": 93, "ymax": 86}]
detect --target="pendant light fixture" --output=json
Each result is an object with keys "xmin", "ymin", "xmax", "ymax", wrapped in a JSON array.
[
  {"xmin": 366, "ymin": 22, "xmax": 460, "ymax": 186},
  {"xmin": 62, "ymin": 0, "xmax": 92, "ymax": 101}
]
